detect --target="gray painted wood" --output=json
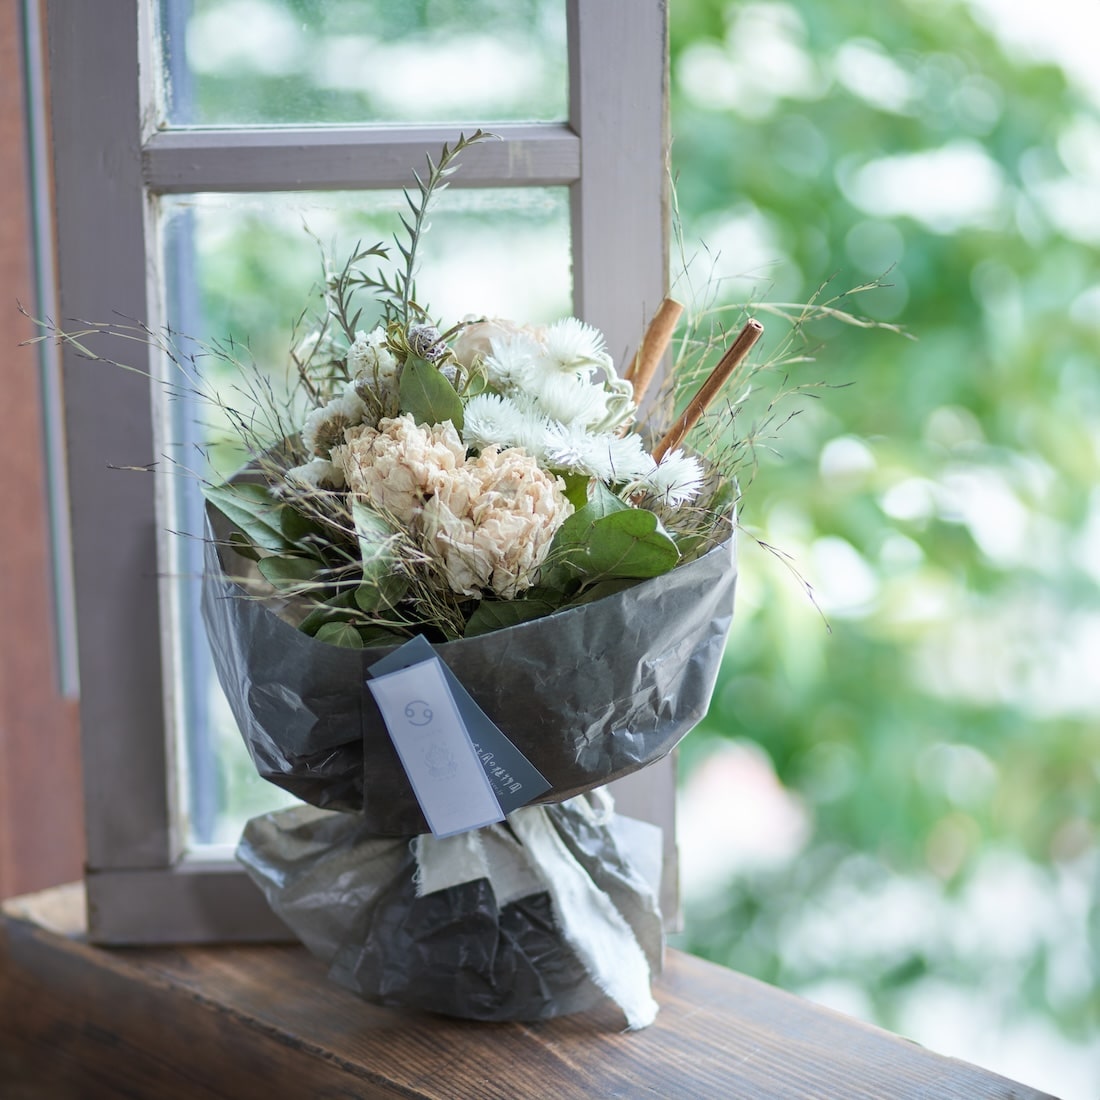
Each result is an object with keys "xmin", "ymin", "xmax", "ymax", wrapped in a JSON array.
[
  {"xmin": 46, "ymin": 0, "xmax": 174, "ymax": 881},
  {"xmin": 144, "ymin": 124, "xmax": 581, "ymax": 192}
]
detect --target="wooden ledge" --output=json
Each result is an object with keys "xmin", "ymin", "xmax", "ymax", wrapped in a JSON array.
[{"xmin": 1, "ymin": 885, "xmax": 1056, "ymax": 1099}]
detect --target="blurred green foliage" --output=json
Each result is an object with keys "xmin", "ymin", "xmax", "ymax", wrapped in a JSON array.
[{"xmin": 668, "ymin": 0, "xmax": 1100, "ymax": 1067}]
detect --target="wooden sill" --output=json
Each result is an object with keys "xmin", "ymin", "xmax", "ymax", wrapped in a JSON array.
[{"xmin": 1, "ymin": 885, "xmax": 1056, "ymax": 1099}]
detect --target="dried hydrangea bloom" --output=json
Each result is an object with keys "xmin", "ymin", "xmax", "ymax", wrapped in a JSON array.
[
  {"xmin": 420, "ymin": 446, "xmax": 573, "ymax": 599},
  {"xmin": 301, "ymin": 384, "xmax": 368, "ymax": 458},
  {"xmin": 340, "ymin": 414, "xmax": 465, "ymax": 525}
]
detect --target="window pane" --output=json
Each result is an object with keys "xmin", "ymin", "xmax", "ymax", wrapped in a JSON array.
[
  {"xmin": 158, "ymin": 187, "xmax": 572, "ymax": 847},
  {"xmin": 158, "ymin": 0, "xmax": 568, "ymax": 126}
]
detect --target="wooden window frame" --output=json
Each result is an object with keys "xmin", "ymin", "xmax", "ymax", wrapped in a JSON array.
[{"xmin": 45, "ymin": 0, "xmax": 670, "ymax": 944}]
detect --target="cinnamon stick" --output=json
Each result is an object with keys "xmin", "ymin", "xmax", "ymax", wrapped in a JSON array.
[
  {"xmin": 651, "ymin": 318, "xmax": 764, "ymax": 463},
  {"xmin": 626, "ymin": 297, "xmax": 684, "ymax": 403}
]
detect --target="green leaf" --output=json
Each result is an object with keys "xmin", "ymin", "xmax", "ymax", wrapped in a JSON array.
[
  {"xmin": 581, "ymin": 509, "xmax": 680, "ymax": 579},
  {"xmin": 351, "ymin": 501, "xmax": 399, "ymax": 577},
  {"xmin": 542, "ymin": 484, "xmax": 632, "ymax": 586},
  {"xmin": 358, "ymin": 626, "xmax": 410, "ymax": 648},
  {"xmin": 298, "ymin": 593, "xmax": 357, "ymax": 637},
  {"xmin": 256, "ymin": 554, "xmax": 322, "ymax": 592},
  {"xmin": 204, "ymin": 482, "xmax": 292, "ymax": 554},
  {"xmin": 560, "ymin": 471, "xmax": 593, "ymax": 510},
  {"xmin": 280, "ymin": 504, "xmax": 324, "ymax": 546},
  {"xmin": 398, "ymin": 354, "xmax": 464, "ymax": 430},
  {"xmin": 463, "ymin": 596, "xmax": 557, "ymax": 638},
  {"xmin": 313, "ymin": 621, "xmax": 364, "ymax": 649},
  {"xmin": 548, "ymin": 497, "xmax": 679, "ymax": 584},
  {"xmin": 227, "ymin": 530, "xmax": 260, "ymax": 561},
  {"xmin": 354, "ymin": 573, "xmax": 409, "ymax": 613}
]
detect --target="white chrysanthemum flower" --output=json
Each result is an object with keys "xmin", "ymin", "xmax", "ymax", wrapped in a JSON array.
[
  {"xmin": 539, "ymin": 424, "xmax": 651, "ymax": 483},
  {"xmin": 284, "ymin": 457, "xmax": 346, "ymax": 492},
  {"xmin": 301, "ymin": 387, "xmax": 369, "ymax": 458},
  {"xmin": 420, "ymin": 446, "xmax": 573, "ymax": 598},
  {"xmin": 521, "ymin": 370, "xmax": 609, "ymax": 428},
  {"xmin": 543, "ymin": 317, "xmax": 608, "ymax": 371},
  {"xmin": 633, "ymin": 448, "xmax": 706, "ymax": 506},
  {"xmin": 461, "ymin": 392, "xmax": 527, "ymax": 452},
  {"xmin": 339, "ymin": 414, "xmax": 466, "ymax": 524},
  {"xmin": 604, "ymin": 431, "xmax": 658, "ymax": 482},
  {"xmin": 483, "ymin": 331, "xmax": 545, "ymax": 389}
]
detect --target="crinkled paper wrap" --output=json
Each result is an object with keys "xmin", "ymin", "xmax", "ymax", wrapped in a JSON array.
[
  {"xmin": 238, "ymin": 795, "xmax": 665, "ymax": 1025},
  {"xmin": 202, "ymin": 515, "xmax": 737, "ymax": 835}
]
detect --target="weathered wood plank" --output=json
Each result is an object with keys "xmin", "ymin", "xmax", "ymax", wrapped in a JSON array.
[{"xmin": 0, "ymin": 886, "xmax": 1058, "ymax": 1100}]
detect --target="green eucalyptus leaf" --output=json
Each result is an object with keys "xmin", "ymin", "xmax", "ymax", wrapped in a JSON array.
[
  {"xmin": 560, "ymin": 471, "xmax": 593, "ymax": 510},
  {"xmin": 351, "ymin": 501, "xmax": 399, "ymax": 580},
  {"xmin": 398, "ymin": 354, "xmax": 464, "ymax": 430},
  {"xmin": 358, "ymin": 625, "xmax": 411, "ymax": 648},
  {"xmin": 227, "ymin": 530, "xmax": 260, "ymax": 561},
  {"xmin": 581, "ymin": 509, "xmax": 680, "ymax": 579},
  {"xmin": 354, "ymin": 573, "xmax": 409, "ymax": 613},
  {"xmin": 542, "ymin": 485, "xmax": 632, "ymax": 585},
  {"xmin": 256, "ymin": 554, "xmax": 322, "ymax": 592},
  {"xmin": 204, "ymin": 482, "xmax": 292, "ymax": 554},
  {"xmin": 313, "ymin": 621, "xmax": 365, "ymax": 649},
  {"xmin": 298, "ymin": 593, "xmax": 357, "ymax": 637},
  {"xmin": 280, "ymin": 504, "xmax": 324, "ymax": 545},
  {"xmin": 463, "ymin": 596, "xmax": 557, "ymax": 638}
]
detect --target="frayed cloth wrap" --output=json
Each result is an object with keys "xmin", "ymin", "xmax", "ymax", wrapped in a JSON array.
[
  {"xmin": 238, "ymin": 793, "xmax": 665, "ymax": 1026},
  {"xmin": 202, "ymin": 519, "xmax": 736, "ymax": 834}
]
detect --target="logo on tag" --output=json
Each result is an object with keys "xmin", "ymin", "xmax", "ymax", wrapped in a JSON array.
[{"xmin": 367, "ymin": 657, "xmax": 504, "ymax": 837}]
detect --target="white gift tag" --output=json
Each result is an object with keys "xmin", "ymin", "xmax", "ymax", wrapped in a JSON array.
[{"xmin": 367, "ymin": 658, "xmax": 504, "ymax": 837}]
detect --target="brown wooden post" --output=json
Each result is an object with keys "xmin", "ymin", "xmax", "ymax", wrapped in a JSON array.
[{"xmin": 0, "ymin": 0, "xmax": 83, "ymax": 900}]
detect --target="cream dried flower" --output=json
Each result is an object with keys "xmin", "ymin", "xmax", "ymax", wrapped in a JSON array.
[
  {"xmin": 420, "ymin": 446, "xmax": 573, "ymax": 599},
  {"xmin": 347, "ymin": 327, "xmax": 399, "ymax": 407},
  {"xmin": 283, "ymin": 457, "xmax": 346, "ymax": 492},
  {"xmin": 451, "ymin": 317, "xmax": 545, "ymax": 370},
  {"xmin": 340, "ymin": 414, "xmax": 465, "ymax": 525},
  {"xmin": 301, "ymin": 384, "xmax": 368, "ymax": 458}
]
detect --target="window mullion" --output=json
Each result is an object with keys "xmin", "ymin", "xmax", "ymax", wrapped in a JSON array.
[
  {"xmin": 143, "ymin": 124, "xmax": 581, "ymax": 194},
  {"xmin": 566, "ymin": 0, "xmax": 676, "ymax": 920}
]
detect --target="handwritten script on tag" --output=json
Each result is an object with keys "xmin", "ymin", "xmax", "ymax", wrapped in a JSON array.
[{"xmin": 367, "ymin": 658, "xmax": 504, "ymax": 837}]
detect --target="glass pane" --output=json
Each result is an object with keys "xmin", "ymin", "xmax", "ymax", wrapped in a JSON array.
[
  {"xmin": 159, "ymin": 187, "xmax": 572, "ymax": 847},
  {"xmin": 158, "ymin": 0, "xmax": 568, "ymax": 126}
]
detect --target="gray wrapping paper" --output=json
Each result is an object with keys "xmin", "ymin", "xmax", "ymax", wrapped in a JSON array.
[
  {"xmin": 202, "ymin": 518, "xmax": 737, "ymax": 835},
  {"xmin": 237, "ymin": 797, "xmax": 665, "ymax": 1023}
]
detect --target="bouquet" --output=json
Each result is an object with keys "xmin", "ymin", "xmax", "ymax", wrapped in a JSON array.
[
  {"xmin": 47, "ymin": 132, "xmax": 772, "ymax": 1028},
  {"xmin": 196, "ymin": 133, "xmax": 763, "ymax": 1028}
]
